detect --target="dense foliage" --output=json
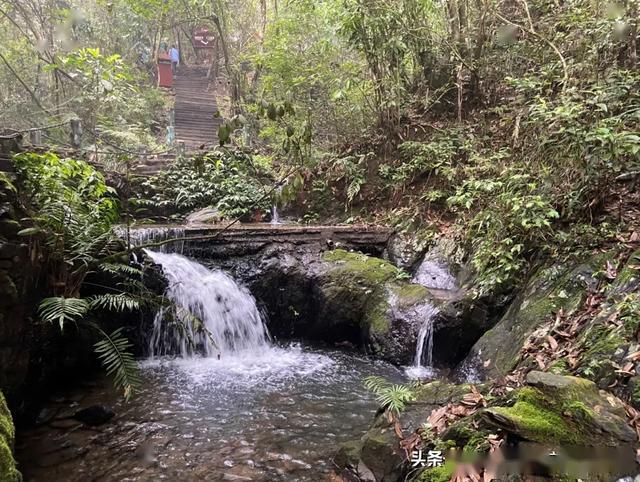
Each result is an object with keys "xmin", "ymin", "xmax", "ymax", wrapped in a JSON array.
[
  {"xmin": 10, "ymin": 152, "xmax": 145, "ymax": 398},
  {"xmin": 137, "ymin": 149, "xmax": 274, "ymax": 220}
]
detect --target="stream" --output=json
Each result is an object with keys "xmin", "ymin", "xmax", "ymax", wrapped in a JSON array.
[
  {"xmin": 18, "ymin": 346, "xmax": 404, "ymax": 481},
  {"xmin": 16, "ymin": 251, "xmax": 409, "ymax": 481}
]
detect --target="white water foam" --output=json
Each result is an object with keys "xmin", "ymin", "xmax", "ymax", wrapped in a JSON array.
[
  {"xmin": 144, "ymin": 251, "xmax": 336, "ymax": 384},
  {"xmin": 145, "ymin": 250, "xmax": 271, "ymax": 358}
]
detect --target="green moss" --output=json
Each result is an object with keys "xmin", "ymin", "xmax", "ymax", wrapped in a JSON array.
[
  {"xmin": 414, "ymin": 381, "xmax": 474, "ymax": 405},
  {"xmin": 417, "ymin": 460, "xmax": 455, "ymax": 482},
  {"xmin": 491, "ymin": 399, "xmax": 580, "ymax": 445},
  {"xmin": 609, "ymin": 249, "xmax": 640, "ymax": 294},
  {"xmin": 576, "ymin": 322, "xmax": 625, "ymax": 383},
  {"xmin": 487, "ymin": 385, "xmax": 602, "ymax": 445},
  {"xmin": 548, "ymin": 359, "xmax": 570, "ymax": 375},
  {"xmin": 364, "ymin": 297, "xmax": 390, "ymax": 334},
  {"xmin": 322, "ymin": 250, "xmax": 408, "ymax": 335},
  {"xmin": 323, "ymin": 249, "xmax": 401, "ymax": 284},
  {"xmin": 0, "ymin": 392, "xmax": 21, "ymax": 482},
  {"xmin": 392, "ymin": 283, "xmax": 430, "ymax": 308},
  {"xmin": 563, "ymin": 401, "xmax": 595, "ymax": 422}
]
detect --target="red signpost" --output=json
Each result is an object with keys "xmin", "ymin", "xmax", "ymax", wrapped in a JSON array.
[{"xmin": 193, "ymin": 28, "xmax": 215, "ymax": 49}]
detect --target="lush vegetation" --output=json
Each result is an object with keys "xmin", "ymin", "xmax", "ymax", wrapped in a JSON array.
[
  {"xmin": 9, "ymin": 152, "xmax": 147, "ymax": 398},
  {"xmin": 136, "ymin": 149, "xmax": 274, "ymax": 220},
  {"xmin": 1, "ymin": 1, "xmax": 639, "ymax": 480}
]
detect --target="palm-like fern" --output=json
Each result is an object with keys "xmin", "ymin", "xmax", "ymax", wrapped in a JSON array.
[
  {"xmin": 92, "ymin": 326, "xmax": 141, "ymax": 400},
  {"xmin": 88, "ymin": 293, "xmax": 140, "ymax": 312},
  {"xmin": 99, "ymin": 262, "xmax": 143, "ymax": 277},
  {"xmin": 38, "ymin": 297, "xmax": 90, "ymax": 331},
  {"xmin": 14, "ymin": 153, "xmax": 144, "ymax": 400},
  {"xmin": 364, "ymin": 376, "xmax": 416, "ymax": 414}
]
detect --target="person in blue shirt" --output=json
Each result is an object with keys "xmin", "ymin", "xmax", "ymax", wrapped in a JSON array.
[{"xmin": 169, "ymin": 45, "xmax": 179, "ymax": 76}]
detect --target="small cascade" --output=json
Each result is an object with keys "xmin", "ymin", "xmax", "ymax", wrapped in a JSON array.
[
  {"xmin": 271, "ymin": 204, "xmax": 280, "ymax": 225},
  {"xmin": 413, "ymin": 307, "xmax": 437, "ymax": 367},
  {"xmin": 271, "ymin": 184, "xmax": 283, "ymax": 225},
  {"xmin": 412, "ymin": 259, "xmax": 457, "ymax": 291},
  {"xmin": 117, "ymin": 226, "xmax": 186, "ymax": 253},
  {"xmin": 145, "ymin": 250, "xmax": 271, "ymax": 358},
  {"xmin": 404, "ymin": 303, "xmax": 439, "ymax": 379}
]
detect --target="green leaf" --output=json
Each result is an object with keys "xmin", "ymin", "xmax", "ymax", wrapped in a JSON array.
[{"xmin": 38, "ymin": 297, "xmax": 90, "ymax": 331}]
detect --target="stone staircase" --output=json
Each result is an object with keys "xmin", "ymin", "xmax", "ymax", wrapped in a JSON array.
[
  {"xmin": 174, "ymin": 66, "xmax": 222, "ymax": 149},
  {"xmin": 135, "ymin": 65, "xmax": 221, "ymax": 176}
]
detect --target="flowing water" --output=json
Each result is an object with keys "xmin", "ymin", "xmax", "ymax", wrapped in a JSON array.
[
  {"xmin": 412, "ymin": 258, "xmax": 457, "ymax": 291},
  {"xmin": 17, "ymin": 252, "xmax": 405, "ymax": 481},
  {"xmin": 145, "ymin": 250, "xmax": 270, "ymax": 357},
  {"xmin": 403, "ymin": 303, "xmax": 439, "ymax": 380},
  {"xmin": 404, "ymin": 258, "xmax": 458, "ymax": 379},
  {"xmin": 271, "ymin": 204, "xmax": 280, "ymax": 224},
  {"xmin": 116, "ymin": 226, "xmax": 187, "ymax": 253}
]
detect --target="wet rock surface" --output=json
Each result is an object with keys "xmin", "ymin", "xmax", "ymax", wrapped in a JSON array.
[
  {"xmin": 461, "ymin": 256, "xmax": 604, "ymax": 378},
  {"xmin": 210, "ymin": 246, "xmax": 447, "ymax": 365},
  {"xmin": 338, "ymin": 373, "xmax": 638, "ymax": 482},
  {"xmin": 72, "ymin": 405, "xmax": 115, "ymax": 426}
]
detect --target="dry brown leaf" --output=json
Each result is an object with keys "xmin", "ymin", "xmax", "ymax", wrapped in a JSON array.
[
  {"xmin": 394, "ymin": 421, "xmax": 404, "ymax": 439},
  {"xmin": 552, "ymin": 329, "xmax": 571, "ymax": 339},
  {"xmin": 546, "ymin": 335, "xmax": 559, "ymax": 351},
  {"xmin": 630, "ymin": 231, "xmax": 639, "ymax": 242},
  {"xmin": 626, "ymin": 351, "xmax": 640, "ymax": 362}
]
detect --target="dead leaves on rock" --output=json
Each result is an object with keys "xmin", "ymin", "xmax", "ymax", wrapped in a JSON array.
[
  {"xmin": 624, "ymin": 404, "xmax": 640, "ymax": 440},
  {"xmin": 517, "ymin": 292, "xmax": 606, "ymax": 375},
  {"xmin": 425, "ymin": 386, "xmax": 487, "ymax": 436}
]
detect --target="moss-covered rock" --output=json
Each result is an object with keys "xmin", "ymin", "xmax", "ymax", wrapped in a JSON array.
[
  {"xmin": 481, "ymin": 371, "xmax": 636, "ymax": 447},
  {"xmin": 415, "ymin": 460, "xmax": 456, "ymax": 482},
  {"xmin": 462, "ymin": 256, "xmax": 605, "ymax": 377},
  {"xmin": 608, "ymin": 248, "xmax": 640, "ymax": 297},
  {"xmin": 336, "ymin": 381, "xmax": 480, "ymax": 482},
  {"xmin": 0, "ymin": 391, "xmax": 21, "ymax": 482},
  {"xmin": 319, "ymin": 249, "xmax": 435, "ymax": 363}
]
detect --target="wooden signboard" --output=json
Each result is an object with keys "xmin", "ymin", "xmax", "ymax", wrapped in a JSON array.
[{"xmin": 193, "ymin": 28, "xmax": 215, "ymax": 49}]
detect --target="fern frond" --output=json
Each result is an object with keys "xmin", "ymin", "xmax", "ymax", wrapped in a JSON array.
[
  {"xmin": 99, "ymin": 262, "xmax": 143, "ymax": 277},
  {"xmin": 89, "ymin": 293, "xmax": 140, "ymax": 312},
  {"xmin": 364, "ymin": 376, "xmax": 415, "ymax": 414},
  {"xmin": 38, "ymin": 297, "xmax": 90, "ymax": 331},
  {"xmin": 92, "ymin": 326, "xmax": 141, "ymax": 400},
  {"xmin": 364, "ymin": 375, "xmax": 389, "ymax": 394}
]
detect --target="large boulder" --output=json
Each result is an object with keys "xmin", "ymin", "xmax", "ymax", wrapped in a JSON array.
[
  {"xmin": 461, "ymin": 256, "xmax": 605, "ymax": 378},
  {"xmin": 482, "ymin": 371, "xmax": 636, "ymax": 447},
  {"xmin": 336, "ymin": 381, "xmax": 476, "ymax": 482},
  {"xmin": 218, "ymin": 246, "xmax": 436, "ymax": 364},
  {"xmin": 315, "ymin": 250, "xmax": 435, "ymax": 363}
]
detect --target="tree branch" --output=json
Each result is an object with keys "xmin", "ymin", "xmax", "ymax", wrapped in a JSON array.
[
  {"xmin": 496, "ymin": 11, "xmax": 568, "ymax": 89},
  {"xmin": 0, "ymin": 51, "xmax": 51, "ymax": 115}
]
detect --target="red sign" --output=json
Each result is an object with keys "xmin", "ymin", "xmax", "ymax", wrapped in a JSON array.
[{"xmin": 193, "ymin": 28, "xmax": 215, "ymax": 49}]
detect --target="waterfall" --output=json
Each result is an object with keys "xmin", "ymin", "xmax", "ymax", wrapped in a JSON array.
[
  {"xmin": 271, "ymin": 204, "xmax": 280, "ymax": 225},
  {"xmin": 413, "ymin": 306, "xmax": 437, "ymax": 367},
  {"xmin": 403, "ymin": 302, "xmax": 439, "ymax": 379},
  {"xmin": 145, "ymin": 250, "xmax": 271, "ymax": 358}
]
